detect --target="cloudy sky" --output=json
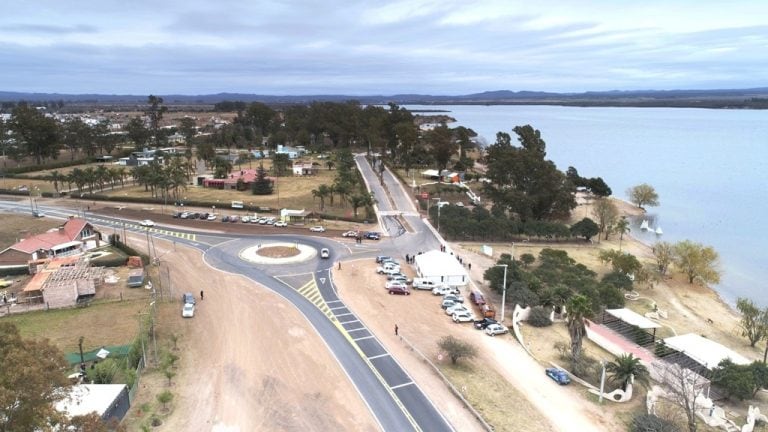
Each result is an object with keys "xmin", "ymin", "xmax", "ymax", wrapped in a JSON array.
[{"xmin": 2, "ymin": 0, "xmax": 767, "ymax": 95}]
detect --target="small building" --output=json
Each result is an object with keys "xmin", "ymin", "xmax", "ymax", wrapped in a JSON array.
[
  {"xmin": 22, "ymin": 256, "xmax": 103, "ymax": 308},
  {"xmin": 280, "ymin": 208, "xmax": 308, "ymax": 224},
  {"xmin": 274, "ymin": 144, "xmax": 305, "ymax": 159},
  {"xmin": 0, "ymin": 217, "xmax": 101, "ymax": 268},
  {"xmin": 292, "ymin": 162, "xmax": 318, "ymax": 176},
  {"xmin": 56, "ymin": 384, "xmax": 130, "ymax": 423},
  {"xmin": 126, "ymin": 269, "xmax": 145, "ymax": 288},
  {"xmin": 94, "ymin": 155, "xmax": 114, "ymax": 163},
  {"xmin": 413, "ymin": 250, "xmax": 468, "ymax": 287},
  {"xmin": 202, "ymin": 169, "xmax": 274, "ymax": 190}
]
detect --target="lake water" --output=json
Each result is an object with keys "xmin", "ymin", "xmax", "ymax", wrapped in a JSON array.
[{"xmin": 405, "ymin": 105, "xmax": 768, "ymax": 307}]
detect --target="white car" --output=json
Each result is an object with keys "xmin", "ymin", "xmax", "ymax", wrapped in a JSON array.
[
  {"xmin": 309, "ymin": 226, "xmax": 326, "ymax": 232},
  {"xmin": 139, "ymin": 219, "xmax": 155, "ymax": 227},
  {"xmin": 342, "ymin": 230, "xmax": 358, "ymax": 238},
  {"xmin": 452, "ymin": 311, "xmax": 476, "ymax": 322},
  {"xmin": 320, "ymin": 248, "xmax": 330, "ymax": 259},
  {"xmin": 377, "ymin": 266, "xmax": 401, "ymax": 275},
  {"xmin": 207, "ymin": 214, "xmax": 217, "ymax": 221},
  {"xmin": 242, "ymin": 216, "xmax": 251, "ymax": 223},
  {"xmin": 432, "ymin": 286, "xmax": 460, "ymax": 296},
  {"xmin": 443, "ymin": 294, "xmax": 464, "ymax": 304},
  {"xmin": 485, "ymin": 323, "xmax": 509, "ymax": 336},
  {"xmin": 182, "ymin": 303, "xmax": 195, "ymax": 318},
  {"xmin": 274, "ymin": 221, "xmax": 287, "ymax": 227},
  {"xmin": 385, "ymin": 280, "xmax": 408, "ymax": 290},
  {"xmin": 445, "ymin": 304, "xmax": 469, "ymax": 315}
]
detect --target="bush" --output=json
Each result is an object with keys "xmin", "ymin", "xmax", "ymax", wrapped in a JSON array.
[
  {"xmin": 630, "ymin": 413, "xmax": 680, "ymax": 432},
  {"xmin": 527, "ymin": 306, "xmax": 553, "ymax": 327}
]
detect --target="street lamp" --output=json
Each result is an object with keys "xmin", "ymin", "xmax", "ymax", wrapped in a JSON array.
[
  {"xmin": 496, "ymin": 264, "xmax": 508, "ymax": 322},
  {"xmin": 432, "ymin": 197, "xmax": 442, "ymax": 233}
]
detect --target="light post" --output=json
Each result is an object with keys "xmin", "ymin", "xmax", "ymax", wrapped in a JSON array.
[
  {"xmin": 496, "ymin": 264, "xmax": 508, "ymax": 322},
  {"xmin": 432, "ymin": 197, "xmax": 441, "ymax": 233}
]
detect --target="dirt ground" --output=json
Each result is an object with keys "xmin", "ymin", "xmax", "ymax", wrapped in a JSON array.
[{"xmin": 124, "ymin": 234, "xmax": 378, "ymax": 432}]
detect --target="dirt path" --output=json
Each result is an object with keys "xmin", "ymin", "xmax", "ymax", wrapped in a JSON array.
[{"xmin": 133, "ymin": 236, "xmax": 378, "ymax": 431}]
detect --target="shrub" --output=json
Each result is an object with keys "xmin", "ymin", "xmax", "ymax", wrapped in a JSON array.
[
  {"xmin": 630, "ymin": 413, "xmax": 680, "ymax": 432},
  {"xmin": 527, "ymin": 306, "xmax": 553, "ymax": 327}
]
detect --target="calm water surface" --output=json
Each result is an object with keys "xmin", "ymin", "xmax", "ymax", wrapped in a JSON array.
[{"xmin": 406, "ymin": 105, "xmax": 768, "ymax": 307}]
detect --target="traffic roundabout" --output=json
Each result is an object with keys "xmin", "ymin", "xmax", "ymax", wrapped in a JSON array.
[{"xmin": 238, "ymin": 241, "xmax": 317, "ymax": 264}]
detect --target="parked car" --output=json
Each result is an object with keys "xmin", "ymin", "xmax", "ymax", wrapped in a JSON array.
[
  {"xmin": 180, "ymin": 211, "xmax": 191, "ymax": 219},
  {"xmin": 182, "ymin": 303, "xmax": 195, "ymax": 318},
  {"xmin": 309, "ymin": 226, "xmax": 326, "ymax": 232},
  {"xmin": 545, "ymin": 368, "xmax": 571, "ymax": 385},
  {"xmin": 266, "ymin": 218, "xmax": 275, "ymax": 225},
  {"xmin": 199, "ymin": 212, "xmax": 209, "ymax": 220},
  {"xmin": 452, "ymin": 311, "xmax": 476, "ymax": 323},
  {"xmin": 320, "ymin": 248, "xmax": 330, "ymax": 259},
  {"xmin": 172, "ymin": 211, "xmax": 183, "ymax": 218},
  {"xmin": 364, "ymin": 231, "xmax": 381, "ymax": 240},
  {"xmin": 387, "ymin": 285, "xmax": 411, "ymax": 295},
  {"xmin": 221, "ymin": 215, "xmax": 230, "ymax": 222},
  {"xmin": 473, "ymin": 318, "xmax": 498, "ymax": 330},
  {"xmin": 385, "ymin": 280, "xmax": 408, "ymax": 290},
  {"xmin": 377, "ymin": 266, "xmax": 401, "ymax": 275},
  {"xmin": 441, "ymin": 298, "xmax": 458, "ymax": 309},
  {"xmin": 470, "ymin": 290, "xmax": 487, "ymax": 306},
  {"xmin": 445, "ymin": 304, "xmax": 469, "ymax": 315},
  {"xmin": 207, "ymin": 214, "xmax": 217, "ymax": 221},
  {"xmin": 375, "ymin": 256, "xmax": 392, "ymax": 263},
  {"xmin": 274, "ymin": 221, "xmax": 287, "ymax": 227},
  {"xmin": 432, "ymin": 286, "xmax": 460, "ymax": 296},
  {"xmin": 443, "ymin": 294, "xmax": 464, "ymax": 303},
  {"xmin": 139, "ymin": 219, "xmax": 155, "ymax": 227},
  {"xmin": 342, "ymin": 230, "xmax": 358, "ymax": 238},
  {"xmin": 229, "ymin": 215, "xmax": 240, "ymax": 223},
  {"xmin": 242, "ymin": 216, "xmax": 251, "ymax": 223},
  {"xmin": 484, "ymin": 323, "xmax": 509, "ymax": 336},
  {"xmin": 380, "ymin": 258, "xmax": 400, "ymax": 267},
  {"xmin": 182, "ymin": 292, "xmax": 196, "ymax": 305}
]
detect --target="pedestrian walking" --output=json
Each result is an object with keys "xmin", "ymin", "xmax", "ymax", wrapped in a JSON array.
[
  {"xmin": 200, "ymin": 290, "xmax": 204, "ymax": 300},
  {"xmin": 394, "ymin": 324, "xmax": 399, "ymax": 336},
  {"xmin": 405, "ymin": 254, "xmax": 410, "ymax": 264},
  {"xmin": 338, "ymin": 261, "xmax": 342, "ymax": 270},
  {"xmin": 468, "ymin": 263, "xmax": 472, "ymax": 270}
]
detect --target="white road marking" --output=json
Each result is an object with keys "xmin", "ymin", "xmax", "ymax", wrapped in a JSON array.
[
  {"xmin": 367, "ymin": 353, "xmax": 391, "ymax": 360},
  {"xmin": 353, "ymin": 335, "xmax": 375, "ymax": 341},
  {"xmin": 390, "ymin": 381, "xmax": 415, "ymax": 390}
]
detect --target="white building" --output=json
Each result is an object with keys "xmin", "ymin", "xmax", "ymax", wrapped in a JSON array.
[{"xmin": 413, "ymin": 250, "xmax": 468, "ymax": 287}]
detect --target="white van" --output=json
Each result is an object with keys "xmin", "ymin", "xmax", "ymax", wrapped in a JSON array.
[{"xmin": 412, "ymin": 278, "xmax": 439, "ymax": 290}]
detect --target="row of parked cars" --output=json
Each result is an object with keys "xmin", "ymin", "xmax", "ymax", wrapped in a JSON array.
[
  {"xmin": 343, "ymin": 230, "xmax": 381, "ymax": 240},
  {"xmin": 375, "ymin": 256, "xmax": 411, "ymax": 295}
]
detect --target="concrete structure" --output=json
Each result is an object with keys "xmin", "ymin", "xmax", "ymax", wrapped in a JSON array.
[
  {"xmin": 413, "ymin": 250, "xmax": 468, "ymax": 287},
  {"xmin": 56, "ymin": 384, "xmax": 130, "ymax": 423},
  {"xmin": 280, "ymin": 208, "xmax": 309, "ymax": 223},
  {"xmin": 292, "ymin": 162, "xmax": 318, "ymax": 176},
  {"xmin": 23, "ymin": 256, "xmax": 103, "ymax": 308},
  {"xmin": 0, "ymin": 217, "xmax": 101, "ymax": 268},
  {"xmin": 274, "ymin": 144, "xmax": 305, "ymax": 159}
]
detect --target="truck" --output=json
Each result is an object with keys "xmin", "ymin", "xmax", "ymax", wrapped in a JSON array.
[{"xmin": 412, "ymin": 278, "xmax": 441, "ymax": 290}]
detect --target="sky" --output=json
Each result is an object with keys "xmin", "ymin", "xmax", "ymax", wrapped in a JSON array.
[{"xmin": 1, "ymin": 0, "xmax": 767, "ymax": 95}]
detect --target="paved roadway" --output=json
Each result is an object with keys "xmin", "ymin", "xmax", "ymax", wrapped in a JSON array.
[{"xmin": 0, "ymin": 199, "xmax": 453, "ymax": 432}]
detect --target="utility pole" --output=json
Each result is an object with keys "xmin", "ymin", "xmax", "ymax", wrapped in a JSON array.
[{"xmin": 497, "ymin": 264, "xmax": 508, "ymax": 322}]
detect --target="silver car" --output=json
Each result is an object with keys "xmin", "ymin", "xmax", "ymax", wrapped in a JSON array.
[{"xmin": 182, "ymin": 303, "xmax": 195, "ymax": 318}]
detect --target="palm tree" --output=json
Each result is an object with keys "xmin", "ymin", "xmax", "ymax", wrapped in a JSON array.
[
  {"xmin": 311, "ymin": 184, "xmax": 331, "ymax": 211},
  {"xmin": 49, "ymin": 170, "xmax": 62, "ymax": 194},
  {"xmin": 615, "ymin": 217, "xmax": 630, "ymax": 251},
  {"xmin": 606, "ymin": 353, "xmax": 650, "ymax": 390},
  {"xmin": 566, "ymin": 294, "xmax": 593, "ymax": 363}
]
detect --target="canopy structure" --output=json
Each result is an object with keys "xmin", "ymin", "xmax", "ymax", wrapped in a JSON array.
[
  {"xmin": 606, "ymin": 308, "xmax": 661, "ymax": 329},
  {"xmin": 663, "ymin": 333, "xmax": 750, "ymax": 369}
]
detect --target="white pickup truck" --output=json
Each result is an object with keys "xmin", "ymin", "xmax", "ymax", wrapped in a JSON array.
[{"xmin": 412, "ymin": 278, "xmax": 440, "ymax": 290}]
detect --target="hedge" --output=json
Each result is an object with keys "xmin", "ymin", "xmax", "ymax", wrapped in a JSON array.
[{"xmin": 0, "ymin": 266, "xmax": 29, "ymax": 277}]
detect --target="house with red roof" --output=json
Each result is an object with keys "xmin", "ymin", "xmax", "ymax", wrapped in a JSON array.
[{"xmin": 0, "ymin": 217, "xmax": 102, "ymax": 268}]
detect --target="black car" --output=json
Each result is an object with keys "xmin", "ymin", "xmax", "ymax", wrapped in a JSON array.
[
  {"xmin": 473, "ymin": 318, "xmax": 498, "ymax": 330},
  {"xmin": 365, "ymin": 232, "xmax": 381, "ymax": 240},
  {"xmin": 172, "ymin": 211, "xmax": 182, "ymax": 218}
]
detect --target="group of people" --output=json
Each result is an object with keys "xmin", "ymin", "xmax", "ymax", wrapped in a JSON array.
[{"xmin": 439, "ymin": 244, "xmax": 472, "ymax": 270}]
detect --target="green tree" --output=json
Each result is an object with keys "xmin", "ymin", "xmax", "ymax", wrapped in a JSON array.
[
  {"xmin": 712, "ymin": 360, "xmax": 768, "ymax": 400},
  {"xmin": 627, "ymin": 183, "xmax": 660, "ymax": 209},
  {"xmin": 736, "ymin": 298, "xmax": 768, "ymax": 347},
  {"xmin": 349, "ymin": 192, "xmax": 375, "ymax": 219},
  {"xmin": 250, "ymin": 163, "xmax": 274, "ymax": 195},
  {"xmin": 145, "ymin": 95, "xmax": 168, "ymax": 148},
  {"xmin": 126, "ymin": 116, "xmax": 150, "ymax": 150},
  {"xmin": 615, "ymin": 216, "xmax": 630, "ymax": 251},
  {"xmin": 156, "ymin": 390, "xmax": 174, "ymax": 413},
  {"xmin": 520, "ymin": 253, "xmax": 535, "ymax": 268},
  {"xmin": 9, "ymin": 103, "xmax": 60, "ymax": 164},
  {"xmin": 426, "ymin": 125, "xmax": 457, "ymax": 174},
  {"xmin": 598, "ymin": 249, "xmax": 642, "ymax": 276},
  {"xmin": 91, "ymin": 358, "xmax": 119, "ymax": 384},
  {"xmin": 653, "ymin": 241, "xmax": 674, "ymax": 276},
  {"xmin": 672, "ymin": 240, "xmax": 721, "ymax": 285},
  {"xmin": 49, "ymin": 170, "xmax": 63, "ymax": 194},
  {"xmin": 178, "ymin": 117, "xmax": 197, "ymax": 145},
  {"xmin": 593, "ymin": 198, "xmax": 619, "ymax": 240},
  {"xmin": 61, "ymin": 118, "xmax": 94, "ymax": 160},
  {"xmin": 566, "ymin": 294, "xmax": 593, "ymax": 363},
  {"xmin": 0, "ymin": 322, "xmax": 71, "ymax": 430},
  {"xmin": 570, "ymin": 217, "xmax": 599, "ymax": 241},
  {"xmin": 606, "ymin": 353, "xmax": 650, "ymax": 390},
  {"xmin": 211, "ymin": 157, "xmax": 233, "ymax": 179},
  {"xmin": 311, "ymin": 184, "xmax": 331, "ymax": 211},
  {"xmin": 272, "ymin": 153, "xmax": 291, "ymax": 177},
  {"xmin": 437, "ymin": 335, "xmax": 477, "ymax": 365}
]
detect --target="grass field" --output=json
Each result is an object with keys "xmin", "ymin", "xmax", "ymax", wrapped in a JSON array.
[
  {"xmin": 0, "ymin": 177, "xmax": 55, "ymax": 193},
  {"xmin": 0, "ymin": 213, "xmax": 63, "ymax": 249}
]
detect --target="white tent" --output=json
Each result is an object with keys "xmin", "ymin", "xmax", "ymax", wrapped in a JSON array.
[
  {"xmin": 413, "ymin": 250, "xmax": 468, "ymax": 287},
  {"xmin": 663, "ymin": 333, "xmax": 750, "ymax": 369},
  {"xmin": 56, "ymin": 384, "xmax": 129, "ymax": 419}
]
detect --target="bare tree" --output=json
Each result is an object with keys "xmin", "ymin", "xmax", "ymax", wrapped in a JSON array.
[{"xmin": 651, "ymin": 361, "xmax": 710, "ymax": 432}]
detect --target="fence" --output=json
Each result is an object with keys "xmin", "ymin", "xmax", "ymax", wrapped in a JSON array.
[{"xmin": 127, "ymin": 355, "xmax": 145, "ymax": 404}]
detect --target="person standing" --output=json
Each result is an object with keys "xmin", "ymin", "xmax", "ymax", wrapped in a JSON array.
[
  {"xmin": 394, "ymin": 324, "xmax": 399, "ymax": 336},
  {"xmin": 200, "ymin": 290, "xmax": 204, "ymax": 300}
]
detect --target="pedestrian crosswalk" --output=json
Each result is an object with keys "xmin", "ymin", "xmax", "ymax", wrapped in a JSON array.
[{"xmin": 88, "ymin": 217, "xmax": 196, "ymax": 241}]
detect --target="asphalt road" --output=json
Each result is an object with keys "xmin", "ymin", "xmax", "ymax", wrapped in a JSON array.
[{"xmin": 0, "ymin": 198, "xmax": 452, "ymax": 432}]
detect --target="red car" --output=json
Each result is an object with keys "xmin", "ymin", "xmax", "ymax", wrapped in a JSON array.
[{"xmin": 387, "ymin": 286, "xmax": 411, "ymax": 296}]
